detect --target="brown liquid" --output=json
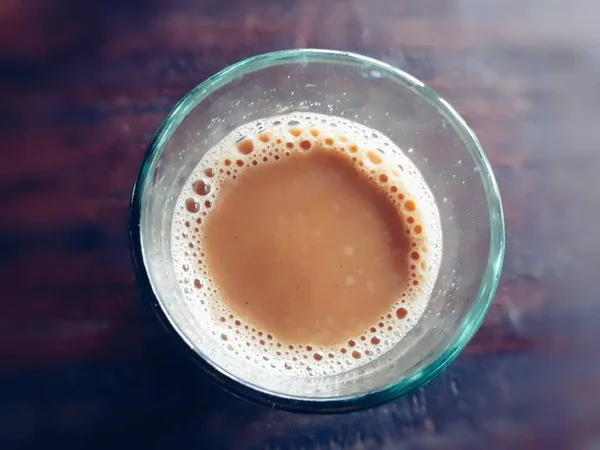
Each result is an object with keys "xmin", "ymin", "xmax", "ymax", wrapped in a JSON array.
[{"xmin": 203, "ymin": 148, "xmax": 413, "ymax": 346}]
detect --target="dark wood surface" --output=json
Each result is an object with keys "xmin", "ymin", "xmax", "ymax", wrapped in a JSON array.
[{"xmin": 1, "ymin": 0, "xmax": 599, "ymax": 448}]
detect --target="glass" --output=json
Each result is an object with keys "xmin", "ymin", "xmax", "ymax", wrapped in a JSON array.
[{"xmin": 129, "ymin": 49, "xmax": 505, "ymax": 413}]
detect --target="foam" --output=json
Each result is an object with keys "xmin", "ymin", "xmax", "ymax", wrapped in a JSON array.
[{"xmin": 171, "ymin": 113, "xmax": 442, "ymax": 377}]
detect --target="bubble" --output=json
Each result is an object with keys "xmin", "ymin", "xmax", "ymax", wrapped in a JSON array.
[
  {"xmin": 194, "ymin": 279, "xmax": 202, "ymax": 289},
  {"xmin": 414, "ymin": 225, "xmax": 423, "ymax": 234},
  {"xmin": 289, "ymin": 128, "xmax": 302, "ymax": 137},
  {"xmin": 193, "ymin": 180, "xmax": 211, "ymax": 196},
  {"xmin": 300, "ymin": 140, "xmax": 312, "ymax": 150},
  {"xmin": 237, "ymin": 139, "xmax": 254, "ymax": 155},
  {"xmin": 367, "ymin": 151, "xmax": 383, "ymax": 165},
  {"xmin": 396, "ymin": 307, "xmax": 408, "ymax": 319},
  {"xmin": 352, "ymin": 350, "xmax": 362, "ymax": 359},
  {"xmin": 185, "ymin": 198, "xmax": 200, "ymax": 213},
  {"xmin": 410, "ymin": 251, "xmax": 420, "ymax": 260},
  {"xmin": 405, "ymin": 200, "xmax": 417, "ymax": 212}
]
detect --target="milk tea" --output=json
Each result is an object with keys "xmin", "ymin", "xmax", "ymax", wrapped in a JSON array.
[{"xmin": 172, "ymin": 113, "xmax": 441, "ymax": 376}]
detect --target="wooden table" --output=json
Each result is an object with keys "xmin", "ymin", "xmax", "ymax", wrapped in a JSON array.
[{"xmin": 1, "ymin": 0, "xmax": 599, "ymax": 448}]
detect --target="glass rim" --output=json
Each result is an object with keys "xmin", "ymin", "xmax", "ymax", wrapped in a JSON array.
[{"xmin": 129, "ymin": 48, "xmax": 505, "ymax": 413}]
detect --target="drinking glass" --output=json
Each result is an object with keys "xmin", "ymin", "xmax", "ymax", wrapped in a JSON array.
[{"xmin": 129, "ymin": 49, "xmax": 505, "ymax": 413}]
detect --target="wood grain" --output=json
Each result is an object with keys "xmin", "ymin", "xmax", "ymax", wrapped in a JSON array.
[{"xmin": 1, "ymin": 0, "xmax": 599, "ymax": 448}]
